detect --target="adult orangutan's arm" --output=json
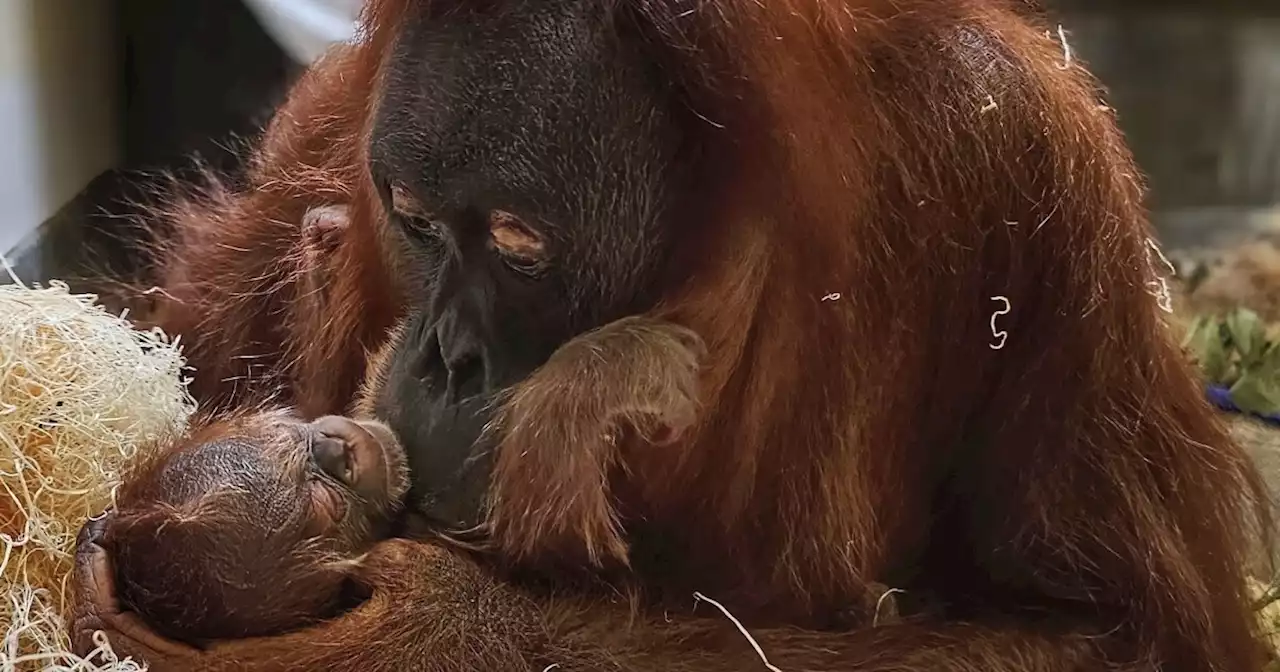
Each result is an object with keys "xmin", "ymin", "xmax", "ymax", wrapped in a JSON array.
[
  {"xmin": 73, "ymin": 526, "xmax": 1108, "ymax": 672},
  {"xmin": 72, "ymin": 528, "xmax": 546, "ymax": 672}
]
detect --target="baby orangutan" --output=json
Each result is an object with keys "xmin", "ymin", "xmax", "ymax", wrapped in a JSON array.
[{"xmin": 97, "ymin": 411, "xmax": 409, "ymax": 643}]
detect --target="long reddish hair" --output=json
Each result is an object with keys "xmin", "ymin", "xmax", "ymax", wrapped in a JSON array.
[{"xmin": 133, "ymin": 0, "xmax": 1272, "ymax": 668}]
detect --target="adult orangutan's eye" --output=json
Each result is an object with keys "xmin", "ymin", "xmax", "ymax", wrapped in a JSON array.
[
  {"xmin": 488, "ymin": 209, "xmax": 547, "ymax": 275},
  {"xmin": 389, "ymin": 182, "xmax": 430, "ymax": 220},
  {"xmin": 401, "ymin": 216, "xmax": 443, "ymax": 241},
  {"xmin": 386, "ymin": 182, "xmax": 442, "ymax": 239}
]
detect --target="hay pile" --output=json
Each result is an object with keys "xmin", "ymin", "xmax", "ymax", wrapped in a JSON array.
[{"xmin": 0, "ymin": 273, "xmax": 194, "ymax": 671}]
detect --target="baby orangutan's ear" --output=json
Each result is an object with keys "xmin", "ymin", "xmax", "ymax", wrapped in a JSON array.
[
  {"xmin": 317, "ymin": 552, "xmax": 377, "ymax": 595},
  {"xmin": 70, "ymin": 516, "xmax": 202, "ymax": 663},
  {"xmin": 345, "ymin": 539, "xmax": 477, "ymax": 597}
]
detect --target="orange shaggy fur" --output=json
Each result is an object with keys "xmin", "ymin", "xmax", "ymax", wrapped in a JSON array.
[{"xmin": 97, "ymin": 0, "xmax": 1273, "ymax": 670}]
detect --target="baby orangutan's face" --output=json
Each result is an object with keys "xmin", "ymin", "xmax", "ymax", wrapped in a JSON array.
[{"xmin": 99, "ymin": 411, "xmax": 410, "ymax": 643}]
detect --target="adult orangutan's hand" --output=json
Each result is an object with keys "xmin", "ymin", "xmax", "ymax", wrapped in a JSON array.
[{"xmin": 70, "ymin": 517, "xmax": 538, "ymax": 672}]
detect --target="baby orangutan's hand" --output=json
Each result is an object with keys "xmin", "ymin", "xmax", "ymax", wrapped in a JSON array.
[
  {"xmin": 71, "ymin": 518, "xmax": 511, "ymax": 672},
  {"xmin": 71, "ymin": 517, "xmax": 203, "ymax": 667}
]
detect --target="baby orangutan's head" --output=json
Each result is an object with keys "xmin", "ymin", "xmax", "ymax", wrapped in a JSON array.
[{"xmin": 100, "ymin": 410, "xmax": 409, "ymax": 643}]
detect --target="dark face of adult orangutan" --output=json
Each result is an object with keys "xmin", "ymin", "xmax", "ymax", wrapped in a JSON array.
[{"xmin": 367, "ymin": 3, "xmax": 686, "ymax": 530}]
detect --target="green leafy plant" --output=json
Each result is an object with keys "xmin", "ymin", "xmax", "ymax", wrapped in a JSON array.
[
  {"xmin": 1182, "ymin": 308, "xmax": 1280, "ymax": 666},
  {"xmin": 1182, "ymin": 307, "xmax": 1280, "ymax": 417}
]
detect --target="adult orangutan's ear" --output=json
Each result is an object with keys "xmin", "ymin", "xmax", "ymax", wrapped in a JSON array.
[{"xmin": 70, "ymin": 515, "xmax": 202, "ymax": 659}]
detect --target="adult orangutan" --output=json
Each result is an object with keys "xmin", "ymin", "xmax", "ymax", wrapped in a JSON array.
[{"xmin": 76, "ymin": 0, "xmax": 1273, "ymax": 670}]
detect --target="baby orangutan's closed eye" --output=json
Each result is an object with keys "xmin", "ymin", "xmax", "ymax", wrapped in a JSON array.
[{"xmin": 98, "ymin": 411, "xmax": 409, "ymax": 643}]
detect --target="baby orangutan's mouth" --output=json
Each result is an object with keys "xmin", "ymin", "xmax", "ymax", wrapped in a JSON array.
[
  {"xmin": 312, "ymin": 415, "xmax": 410, "ymax": 508},
  {"xmin": 354, "ymin": 419, "xmax": 410, "ymax": 503}
]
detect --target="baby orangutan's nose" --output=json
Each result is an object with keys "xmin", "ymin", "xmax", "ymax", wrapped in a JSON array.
[{"xmin": 312, "ymin": 416, "xmax": 362, "ymax": 486}]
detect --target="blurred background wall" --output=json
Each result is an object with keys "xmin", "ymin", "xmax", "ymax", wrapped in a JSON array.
[
  {"xmin": 2, "ymin": 0, "xmax": 296, "ymax": 281},
  {"xmin": 1055, "ymin": 3, "xmax": 1280, "ymax": 250},
  {"xmin": 1, "ymin": 0, "xmax": 1278, "ymax": 275},
  {"xmin": 0, "ymin": 1, "xmax": 119, "ymax": 254}
]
